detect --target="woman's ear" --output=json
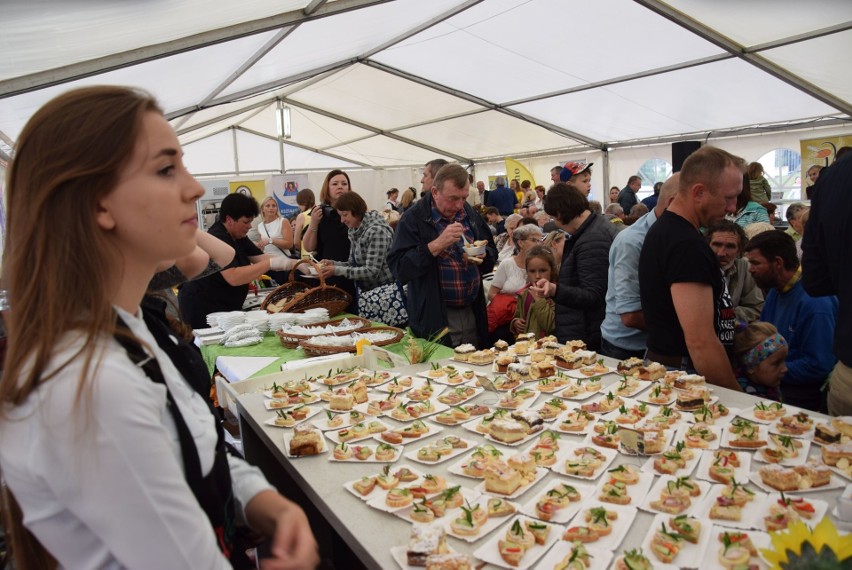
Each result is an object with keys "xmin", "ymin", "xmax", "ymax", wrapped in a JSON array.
[{"xmin": 95, "ymin": 201, "xmax": 117, "ymax": 231}]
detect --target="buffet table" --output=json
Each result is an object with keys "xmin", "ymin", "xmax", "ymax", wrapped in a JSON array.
[{"xmin": 232, "ymin": 353, "xmax": 850, "ymax": 570}]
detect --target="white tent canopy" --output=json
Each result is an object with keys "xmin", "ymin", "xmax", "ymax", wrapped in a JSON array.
[{"xmin": 2, "ymin": 0, "xmax": 851, "ymax": 191}]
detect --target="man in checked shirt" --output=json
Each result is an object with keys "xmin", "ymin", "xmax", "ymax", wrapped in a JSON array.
[{"xmin": 389, "ymin": 163, "xmax": 497, "ymax": 347}]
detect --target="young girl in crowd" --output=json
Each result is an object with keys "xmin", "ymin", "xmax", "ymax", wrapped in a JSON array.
[
  {"xmin": 0, "ymin": 86, "xmax": 318, "ymax": 569},
  {"xmin": 510, "ymin": 246, "xmax": 557, "ymax": 338},
  {"xmin": 733, "ymin": 322, "xmax": 788, "ymax": 400}
]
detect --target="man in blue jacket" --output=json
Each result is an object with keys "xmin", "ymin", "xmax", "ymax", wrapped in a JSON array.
[
  {"xmin": 485, "ymin": 176, "xmax": 518, "ymax": 216},
  {"xmin": 388, "ymin": 163, "xmax": 496, "ymax": 348},
  {"xmin": 745, "ymin": 230, "xmax": 838, "ymax": 412}
]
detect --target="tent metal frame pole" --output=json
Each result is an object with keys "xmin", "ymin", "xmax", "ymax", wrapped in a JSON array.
[
  {"xmin": 0, "ymin": 0, "xmax": 394, "ymax": 99},
  {"xmin": 171, "ymin": 99, "xmax": 272, "ymax": 129},
  {"xmin": 283, "ymin": 99, "xmax": 471, "ymax": 163},
  {"xmin": 633, "ymin": 0, "xmax": 852, "ymax": 116},
  {"xmin": 231, "ymin": 128, "xmax": 240, "ymax": 175},
  {"xmin": 303, "ymin": 0, "xmax": 330, "ymax": 16},
  {"xmin": 361, "ymin": 60, "xmax": 603, "ymax": 149},
  {"xmin": 203, "ymin": 0, "xmax": 486, "ymax": 110},
  {"xmin": 235, "ymin": 126, "xmax": 377, "ymax": 169},
  {"xmin": 174, "ymin": 27, "xmax": 299, "ymax": 130}
]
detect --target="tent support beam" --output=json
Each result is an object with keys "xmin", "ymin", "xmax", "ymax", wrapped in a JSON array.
[
  {"xmin": 172, "ymin": 100, "xmax": 274, "ymax": 133},
  {"xmin": 235, "ymin": 126, "xmax": 378, "ymax": 170},
  {"xmin": 174, "ymin": 27, "xmax": 298, "ymax": 130},
  {"xmin": 633, "ymin": 0, "xmax": 852, "ymax": 116},
  {"xmin": 502, "ymin": 53, "xmax": 732, "ymax": 107},
  {"xmin": 203, "ymin": 0, "xmax": 486, "ymax": 110},
  {"xmin": 0, "ymin": 0, "xmax": 394, "ymax": 99},
  {"xmin": 361, "ymin": 60, "xmax": 604, "ymax": 149},
  {"xmin": 284, "ymin": 99, "xmax": 471, "ymax": 162},
  {"xmin": 303, "ymin": 0, "xmax": 330, "ymax": 16}
]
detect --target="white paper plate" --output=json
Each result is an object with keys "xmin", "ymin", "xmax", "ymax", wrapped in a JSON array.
[
  {"xmin": 533, "ymin": 541, "xmax": 613, "ymax": 570},
  {"xmin": 389, "ymin": 543, "xmax": 467, "ymax": 570},
  {"xmin": 694, "ymin": 450, "xmax": 752, "ymax": 485},
  {"xmin": 748, "ymin": 470, "xmax": 845, "ymax": 494},
  {"xmin": 549, "ymin": 443, "xmax": 619, "ymax": 481},
  {"xmin": 684, "ymin": 406, "xmax": 741, "ymax": 426},
  {"xmin": 752, "ymin": 438, "xmax": 812, "ymax": 466},
  {"xmin": 262, "ymin": 405, "xmax": 322, "ymax": 428},
  {"xmin": 262, "ymin": 384, "xmax": 316, "ymax": 399},
  {"xmin": 391, "ymin": 486, "xmax": 481, "ymax": 523},
  {"xmin": 472, "ymin": 515, "xmax": 560, "ymax": 570},
  {"xmin": 696, "ymin": 525, "xmax": 771, "ymax": 570},
  {"xmin": 575, "ymin": 391, "xmax": 626, "ymax": 415},
  {"xmin": 612, "ymin": 427, "xmax": 676, "ymax": 457},
  {"xmin": 554, "ymin": 379, "xmax": 607, "ymax": 401},
  {"xmin": 400, "ymin": 383, "xmax": 447, "ymax": 402},
  {"xmin": 638, "ymin": 475, "xmax": 712, "ymax": 516},
  {"xmin": 416, "ymin": 366, "xmax": 478, "ymax": 386},
  {"xmin": 441, "ymin": 495, "xmax": 523, "ymax": 543},
  {"xmin": 282, "ymin": 431, "xmax": 328, "ymax": 458},
  {"xmin": 640, "ymin": 446, "xmax": 703, "ymax": 477},
  {"xmin": 720, "ymin": 423, "xmax": 769, "ymax": 450},
  {"xmin": 447, "ymin": 446, "xmax": 511, "ymax": 480},
  {"xmin": 385, "ymin": 399, "xmax": 451, "ymax": 423},
  {"xmin": 636, "ymin": 385, "xmax": 677, "ymax": 406},
  {"xmin": 518, "ymin": 480, "xmax": 596, "ymax": 524},
  {"xmin": 403, "ymin": 437, "xmax": 475, "ymax": 465},
  {"xmin": 599, "ymin": 397, "xmax": 658, "ymax": 424},
  {"xmin": 328, "ymin": 443, "xmax": 402, "ymax": 463},
  {"xmin": 374, "ymin": 422, "xmax": 444, "ymax": 444},
  {"xmin": 692, "ymin": 484, "xmax": 767, "ymax": 530},
  {"xmin": 675, "ymin": 423, "xmax": 723, "ymax": 451},
  {"xmin": 608, "ymin": 377, "xmax": 653, "ymax": 399},
  {"xmin": 435, "ymin": 385, "xmax": 484, "ymax": 406},
  {"xmin": 751, "ymin": 492, "xmax": 829, "ymax": 531},
  {"xmin": 473, "ymin": 467, "xmax": 549, "ymax": 500},
  {"xmin": 495, "ymin": 391, "xmax": 541, "ymax": 412},
  {"xmin": 263, "ymin": 392, "xmax": 321, "ymax": 410},
  {"xmin": 559, "ymin": 364, "xmax": 617, "ymax": 379},
  {"xmin": 563, "ymin": 502, "xmax": 638, "ymax": 550},
  {"xmin": 735, "ymin": 402, "xmax": 794, "ymax": 425},
  {"xmin": 640, "ymin": 512, "xmax": 709, "ymax": 569},
  {"xmin": 592, "ymin": 469, "xmax": 656, "ymax": 509},
  {"xmin": 372, "ymin": 376, "xmax": 419, "ymax": 394},
  {"xmin": 324, "ymin": 419, "xmax": 393, "ymax": 445},
  {"xmin": 551, "ymin": 406, "xmax": 598, "ymax": 436},
  {"xmin": 341, "ymin": 464, "xmax": 426, "ymax": 502},
  {"xmin": 311, "ymin": 409, "xmax": 369, "ymax": 431}
]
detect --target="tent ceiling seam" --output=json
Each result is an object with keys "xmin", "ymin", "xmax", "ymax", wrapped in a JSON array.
[
  {"xmin": 360, "ymin": 59, "xmax": 603, "ymax": 149},
  {"xmin": 174, "ymin": 26, "xmax": 300, "ymax": 130},
  {"xmin": 0, "ymin": 0, "xmax": 393, "ymax": 99},
  {"xmin": 235, "ymin": 126, "xmax": 378, "ymax": 169},
  {"xmin": 283, "ymin": 98, "xmax": 471, "ymax": 162},
  {"xmin": 633, "ymin": 0, "xmax": 852, "ymax": 116},
  {"xmin": 746, "ymin": 21, "xmax": 852, "ymax": 53}
]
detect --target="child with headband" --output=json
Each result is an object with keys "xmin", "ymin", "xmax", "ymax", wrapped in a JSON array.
[{"xmin": 733, "ymin": 322, "xmax": 788, "ymax": 400}]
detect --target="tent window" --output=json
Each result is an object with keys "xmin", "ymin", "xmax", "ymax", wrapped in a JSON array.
[
  {"xmin": 636, "ymin": 158, "xmax": 673, "ymax": 201},
  {"xmin": 757, "ymin": 148, "xmax": 802, "ymax": 201}
]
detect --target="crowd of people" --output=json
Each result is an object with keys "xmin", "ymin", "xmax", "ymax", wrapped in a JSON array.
[
  {"xmin": 2, "ymin": 85, "xmax": 848, "ymax": 568},
  {"xmin": 171, "ymin": 145, "xmax": 847, "ymax": 420}
]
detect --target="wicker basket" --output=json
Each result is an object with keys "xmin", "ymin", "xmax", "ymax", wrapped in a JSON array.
[
  {"xmin": 275, "ymin": 316, "xmax": 372, "ymax": 348},
  {"xmin": 261, "ymin": 259, "xmax": 352, "ymax": 317},
  {"xmin": 299, "ymin": 326, "xmax": 406, "ymax": 357}
]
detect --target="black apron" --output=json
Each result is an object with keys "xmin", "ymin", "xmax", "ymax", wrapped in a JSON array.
[{"xmin": 114, "ymin": 303, "xmax": 252, "ymax": 567}]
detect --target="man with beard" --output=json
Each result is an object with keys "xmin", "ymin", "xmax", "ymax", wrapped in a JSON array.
[
  {"xmin": 706, "ymin": 219, "xmax": 764, "ymax": 323},
  {"xmin": 638, "ymin": 146, "xmax": 744, "ymax": 391},
  {"xmin": 745, "ymin": 230, "xmax": 837, "ymax": 412}
]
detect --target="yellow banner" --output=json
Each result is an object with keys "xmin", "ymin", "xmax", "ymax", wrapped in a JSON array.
[
  {"xmin": 229, "ymin": 179, "xmax": 266, "ymax": 203},
  {"xmin": 504, "ymin": 158, "xmax": 535, "ymax": 188}
]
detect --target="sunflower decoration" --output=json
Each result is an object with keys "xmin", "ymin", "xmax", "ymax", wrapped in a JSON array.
[{"xmin": 761, "ymin": 517, "xmax": 852, "ymax": 570}]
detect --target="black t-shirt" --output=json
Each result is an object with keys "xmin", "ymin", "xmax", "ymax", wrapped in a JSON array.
[
  {"xmin": 316, "ymin": 206, "xmax": 350, "ymax": 262},
  {"xmin": 638, "ymin": 210, "xmax": 735, "ymax": 356},
  {"xmin": 179, "ymin": 221, "xmax": 263, "ymax": 313}
]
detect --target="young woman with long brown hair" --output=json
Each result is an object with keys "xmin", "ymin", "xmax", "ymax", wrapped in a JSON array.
[{"xmin": 0, "ymin": 86, "xmax": 318, "ymax": 569}]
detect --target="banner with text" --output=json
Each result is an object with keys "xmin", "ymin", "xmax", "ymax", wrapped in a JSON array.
[{"xmin": 504, "ymin": 158, "xmax": 536, "ymax": 189}]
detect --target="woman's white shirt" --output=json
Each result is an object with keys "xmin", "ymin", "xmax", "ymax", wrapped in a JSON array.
[
  {"xmin": 491, "ymin": 257, "xmax": 527, "ymax": 294},
  {"xmin": 0, "ymin": 307, "xmax": 272, "ymax": 569},
  {"xmin": 258, "ymin": 217, "xmax": 287, "ymax": 258}
]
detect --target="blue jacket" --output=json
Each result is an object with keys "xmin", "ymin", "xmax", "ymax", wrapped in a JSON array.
[
  {"xmin": 387, "ymin": 194, "xmax": 496, "ymax": 347},
  {"xmin": 762, "ymin": 280, "xmax": 838, "ymax": 389},
  {"xmin": 486, "ymin": 185, "xmax": 518, "ymax": 216}
]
